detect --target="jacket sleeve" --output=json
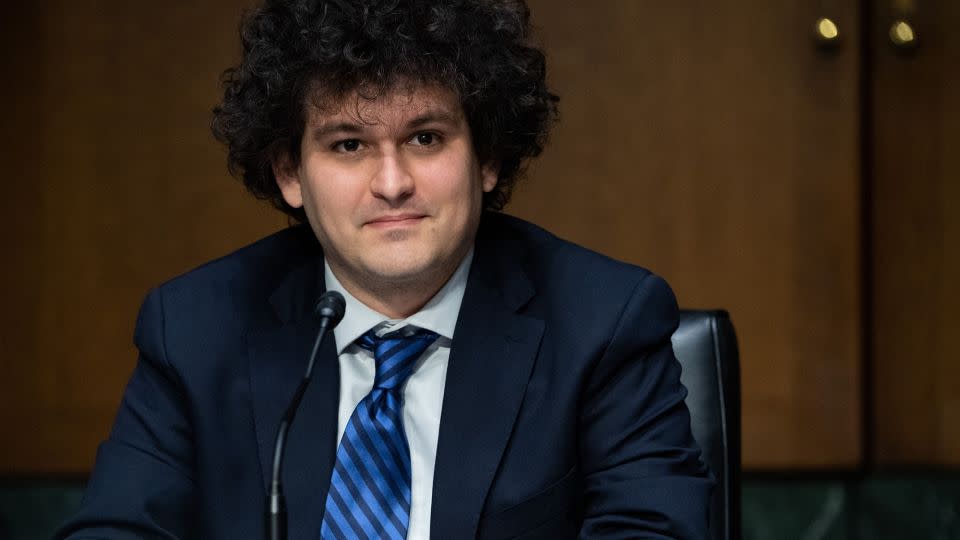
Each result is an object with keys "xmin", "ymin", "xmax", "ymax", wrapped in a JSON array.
[
  {"xmin": 578, "ymin": 273, "xmax": 713, "ymax": 539},
  {"xmin": 56, "ymin": 287, "xmax": 196, "ymax": 540}
]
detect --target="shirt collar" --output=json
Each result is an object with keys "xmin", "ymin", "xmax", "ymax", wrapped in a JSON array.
[{"xmin": 324, "ymin": 248, "xmax": 473, "ymax": 354}]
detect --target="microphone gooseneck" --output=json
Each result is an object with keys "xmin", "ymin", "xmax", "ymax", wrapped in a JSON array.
[{"xmin": 267, "ymin": 291, "xmax": 346, "ymax": 540}]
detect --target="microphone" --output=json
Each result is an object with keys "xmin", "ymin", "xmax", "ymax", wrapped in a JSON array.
[{"xmin": 267, "ymin": 291, "xmax": 346, "ymax": 540}]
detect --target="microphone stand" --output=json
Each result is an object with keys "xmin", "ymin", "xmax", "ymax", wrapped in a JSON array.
[{"xmin": 267, "ymin": 292, "xmax": 345, "ymax": 540}]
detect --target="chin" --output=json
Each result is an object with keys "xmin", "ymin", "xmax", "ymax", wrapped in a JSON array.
[
  {"xmin": 369, "ymin": 251, "xmax": 455, "ymax": 283},
  {"xmin": 365, "ymin": 258, "xmax": 432, "ymax": 282}
]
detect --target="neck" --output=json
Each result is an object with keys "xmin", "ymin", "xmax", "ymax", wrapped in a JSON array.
[
  {"xmin": 348, "ymin": 279, "xmax": 444, "ymax": 320},
  {"xmin": 327, "ymin": 255, "xmax": 466, "ymax": 320}
]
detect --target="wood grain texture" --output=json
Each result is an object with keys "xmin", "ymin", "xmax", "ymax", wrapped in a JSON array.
[
  {"xmin": 872, "ymin": 0, "xmax": 960, "ymax": 466},
  {"xmin": 0, "ymin": 0, "xmax": 285, "ymax": 474},
  {"xmin": 2, "ymin": 1, "xmax": 867, "ymax": 473},
  {"xmin": 520, "ymin": 0, "xmax": 863, "ymax": 468}
]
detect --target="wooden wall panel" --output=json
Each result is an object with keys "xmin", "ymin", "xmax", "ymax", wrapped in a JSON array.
[
  {"xmin": 2, "ymin": 1, "xmax": 867, "ymax": 473},
  {"xmin": 0, "ymin": 1, "xmax": 285, "ymax": 474},
  {"xmin": 872, "ymin": 0, "xmax": 960, "ymax": 465},
  {"xmin": 520, "ymin": 1, "xmax": 863, "ymax": 468},
  {"xmin": 1, "ymin": 2, "xmax": 50, "ymax": 471}
]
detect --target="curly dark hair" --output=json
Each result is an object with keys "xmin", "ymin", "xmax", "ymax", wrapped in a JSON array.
[{"xmin": 211, "ymin": 0, "xmax": 559, "ymax": 222}]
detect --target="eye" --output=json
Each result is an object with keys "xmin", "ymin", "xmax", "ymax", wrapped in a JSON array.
[
  {"xmin": 333, "ymin": 139, "xmax": 361, "ymax": 152},
  {"xmin": 411, "ymin": 132, "xmax": 439, "ymax": 146}
]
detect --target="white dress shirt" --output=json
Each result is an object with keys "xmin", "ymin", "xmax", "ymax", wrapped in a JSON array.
[{"xmin": 323, "ymin": 250, "xmax": 472, "ymax": 540}]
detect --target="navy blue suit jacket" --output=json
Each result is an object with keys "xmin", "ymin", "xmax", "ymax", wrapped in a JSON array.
[{"xmin": 59, "ymin": 212, "xmax": 711, "ymax": 539}]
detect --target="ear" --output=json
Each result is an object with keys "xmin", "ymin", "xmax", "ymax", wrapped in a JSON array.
[
  {"xmin": 480, "ymin": 161, "xmax": 499, "ymax": 193},
  {"xmin": 273, "ymin": 152, "xmax": 304, "ymax": 208}
]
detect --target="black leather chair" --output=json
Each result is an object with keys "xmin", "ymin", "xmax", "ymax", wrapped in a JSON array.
[{"xmin": 672, "ymin": 310, "xmax": 741, "ymax": 540}]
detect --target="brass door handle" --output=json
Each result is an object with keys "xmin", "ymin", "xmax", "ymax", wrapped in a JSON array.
[
  {"xmin": 814, "ymin": 16, "xmax": 841, "ymax": 47},
  {"xmin": 889, "ymin": 19, "xmax": 918, "ymax": 49}
]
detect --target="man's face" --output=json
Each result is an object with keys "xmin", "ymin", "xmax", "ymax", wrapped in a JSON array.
[{"xmin": 275, "ymin": 85, "xmax": 497, "ymax": 311}]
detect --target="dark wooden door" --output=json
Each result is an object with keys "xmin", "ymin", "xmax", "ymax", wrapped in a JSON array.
[
  {"xmin": 519, "ymin": 0, "xmax": 863, "ymax": 468},
  {"xmin": 871, "ymin": 0, "xmax": 960, "ymax": 466}
]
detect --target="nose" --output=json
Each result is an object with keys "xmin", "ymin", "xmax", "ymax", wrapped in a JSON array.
[{"xmin": 370, "ymin": 151, "xmax": 414, "ymax": 205}]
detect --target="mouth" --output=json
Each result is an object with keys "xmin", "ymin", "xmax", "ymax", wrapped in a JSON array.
[{"xmin": 365, "ymin": 214, "xmax": 427, "ymax": 228}]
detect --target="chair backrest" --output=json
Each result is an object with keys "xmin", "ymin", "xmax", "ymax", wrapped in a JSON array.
[{"xmin": 672, "ymin": 310, "xmax": 741, "ymax": 540}]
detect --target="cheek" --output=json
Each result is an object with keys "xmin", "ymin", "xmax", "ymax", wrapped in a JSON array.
[
  {"xmin": 424, "ymin": 157, "xmax": 484, "ymax": 201},
  {"xmin": 302, "ymin": 168, "xmax": 358, "ymax": 215}
]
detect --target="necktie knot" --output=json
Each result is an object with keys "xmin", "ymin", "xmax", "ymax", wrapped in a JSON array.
[{"xmin": 357, "ymin": 326, "xmax": 440, "ymax": 391}]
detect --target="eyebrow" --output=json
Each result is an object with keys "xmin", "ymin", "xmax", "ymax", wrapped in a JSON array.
[
  {"xmin": 310, "ymin": 109, "xmax": 462, "ymax": 140},
  {"xmin": 310, "ymin": 122, "xmax": 366, "ymax": 140},
  {"xmin": 405, "ymin": 110, "xmax": 461, "ymax": 130}
]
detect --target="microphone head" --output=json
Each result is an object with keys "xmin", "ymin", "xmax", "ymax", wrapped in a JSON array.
[{"xmin": 314, "ymin": 291, "xmax": 346, "ymax": 327}]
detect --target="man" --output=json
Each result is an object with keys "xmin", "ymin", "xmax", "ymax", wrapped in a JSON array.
[{"xmin": 59, "ymin": 1, "xmax": 711, "ymax": 538}]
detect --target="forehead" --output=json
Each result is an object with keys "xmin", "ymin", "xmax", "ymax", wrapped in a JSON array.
[{"xmin": 305, "ymin": 84, "xmax": 465, "ymax": 128}]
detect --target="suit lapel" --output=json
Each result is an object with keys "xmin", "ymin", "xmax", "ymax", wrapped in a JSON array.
[
  {"xmin": 242, "ymin": 215, "xmax": 541, "ymax": 539},
  {"xmin": 246, "ymin": 250, "xmax": 340, "ymax": 539},
  {"xmin": 431, "ymin": 218, "xmax": 545, "ymax": 538}
]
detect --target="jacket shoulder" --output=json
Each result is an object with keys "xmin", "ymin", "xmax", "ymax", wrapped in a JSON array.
[
  {"xmin": 133, "ymin": 225, "xmax": 319, "ymax": 356},
  {"xmin": 485, "ymin": 212, "xmax": 659, "ymax": 292},
  {"xmin": 155, "ymin": 224, "xmax": 318, "ymax": 297}
]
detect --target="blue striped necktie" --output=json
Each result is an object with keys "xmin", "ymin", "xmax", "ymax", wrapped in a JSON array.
[{"xmin": 320, "ymin": 326, "xmax": 440, "ymax": 540}]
